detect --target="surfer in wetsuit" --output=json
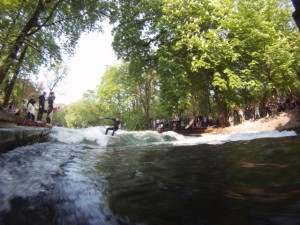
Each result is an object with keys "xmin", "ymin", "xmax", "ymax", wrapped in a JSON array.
[{"xmin": 104, "ymin": 116, "xmax": 121, "ymax": 136}]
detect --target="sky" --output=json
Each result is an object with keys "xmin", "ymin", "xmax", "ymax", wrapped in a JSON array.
[{"xmin": 53, "ymin": 22, "xmax": 119, "ymax": 104}]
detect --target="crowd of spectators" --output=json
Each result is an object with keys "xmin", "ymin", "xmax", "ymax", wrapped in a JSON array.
[
  {"xmin": 0, "ymin": 91, "xmax": 57, "ymax": 124},
  {"xmin": 152, "ymin": 114, "xmax": 216, "ymax": 132},
  {"xmin": 230, "ymin": 92, "xmax": 300, "ymax": 125},
  {"xmin": 153, "ymin": 92, "xmax": 300, "ymax": 132}
]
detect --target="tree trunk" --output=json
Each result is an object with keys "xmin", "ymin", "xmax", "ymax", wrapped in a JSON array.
[
  {"xmin": 2, "ymin": 45, "xmax": 28, "ymax": 107},
  {"xmin": 217, "ymin": 107, "xmax": 229, "ymax": 127},
  {"xmin": 214, "ymin": 90, "xmax": 230, "ymax": 127},
  {"xmin": 136, "ymin": 83, "xmax": 151, "ymax": 129},
  {"xmin": 0, "ymin": 38, "xmax": 23, "ymax": 86},
  {"xmin": 0, "ymin": 0, "xmax": 47, "ymax": 86}
]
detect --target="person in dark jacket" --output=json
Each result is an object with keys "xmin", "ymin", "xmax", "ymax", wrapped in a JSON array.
[
  {"xmin": 46, "ymin": 92, "xmax": 55, "ymax": 124},
  {"xmin": 104, "ymin": 116, "xmax": 121, "ymax": 136},
  {"xmin": 37, "ymin": 91, "xmax": 46, "ymax": 121}
]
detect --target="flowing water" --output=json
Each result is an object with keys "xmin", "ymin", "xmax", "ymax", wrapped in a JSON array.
[{"xmin": 0, "ymin": 126, "xmax": 300, "ymax": 225}]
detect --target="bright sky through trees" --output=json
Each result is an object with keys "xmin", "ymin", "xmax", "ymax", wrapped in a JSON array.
[{"xmin": 55, "ymin": 22, "xmax": 119, "ymax": 104}]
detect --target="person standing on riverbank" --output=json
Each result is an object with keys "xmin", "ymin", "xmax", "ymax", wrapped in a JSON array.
[
  {"xmin": 46, "ymin": 92, "xmax": 55, "ymax": 124},
  {"xmin": 37, "ymin": 92, "xmax": 46, "ymax": 122}
]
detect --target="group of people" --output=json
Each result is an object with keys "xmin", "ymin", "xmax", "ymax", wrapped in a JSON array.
[
  {"xmin": 230, "ymin": 92, "xmax": 300, "ymax": 125},
  {"xmin": 23, "ymin": 91, "xmax": 56, "ymax": 124},
  {"xmin": 152, "ymin": 114, "xmax": 215, "ymax": 132}
]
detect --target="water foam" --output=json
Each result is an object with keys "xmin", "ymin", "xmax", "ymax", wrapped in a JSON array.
[
  {"xmin": 172, "ymin": 130, "xmax": 297, "ymax": 146},
  {"xmin": 50, "ymin": 126, "xmax": 109, "ymax": 146},
  {"xmin": 49, "ymin": 126, "xmax": 298, "ymax": 147}
]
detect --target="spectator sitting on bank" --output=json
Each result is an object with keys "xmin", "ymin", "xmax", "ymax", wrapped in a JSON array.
[
  {"xmin": 175, "ymin": 116, "xmax": 181, "ymax": 130},
  {"xmin": 239, "ymin": 108, "xmax": 245, "ymax": 122},
  {"xmin": 207, "ymin": 114, "xmax": 213, "ymax": 127},
  {"xmin": 7, "ymin": 99, "xmax": 20, "ymax": 116},
  {"xmin": 291, "ymin": 92, "xmax": 300, "ymax": 107},
  {"xmin": 157, "ymin": 118, "xmax": 165, "ymax": 132},
  {"xmin": 14, "ymin": 108, "xmax": 21, "ymax": 116},
  {"xmin": 277, "ymin": 99, "xmax": 285, "ymax": 112},
  {"xmin": 265, "ymin": 103, "xmax": 272, "ymax": 117},
  {"xmin": 196, "ymin": 115, "xmax": 203, "ymax": 128},
  {"xmin": 7, "ymin": 99, "xmax": 14, "ymax": 113},
  {"xmin": 284, "ymin": 94, "xmax": 292, "ymax": 109}
]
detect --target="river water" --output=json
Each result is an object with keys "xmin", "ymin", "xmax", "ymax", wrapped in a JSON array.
[{"xmin": 0, "ymin": 126, "xmax": 300, "ymax": 225}]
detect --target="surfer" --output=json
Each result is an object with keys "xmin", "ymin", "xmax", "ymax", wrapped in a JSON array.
[{"xmin": 101, "ymin": 116, "xmax": 121, "ymax": 136}]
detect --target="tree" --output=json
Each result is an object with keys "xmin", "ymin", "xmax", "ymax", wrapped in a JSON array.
[
  {"xmin": 213, "ymin": 0, "xmax": 299, "ymax": 108},
  {"xmin": 291, "ymin": 0, "xmax": 300, "ymax": 31},
  {"xmin": 157, "ymin": 0, "xmax": 215, "ymax": 117},
  {"xmin": 2, "ymin": 45, "xmax": 29, "ymax": 106},
  {"xmin": 47, "ymin": 0, "xmax": 299, "ymax": 129},
  {"xmin": 43, "ymin": 62, "xmax": 68, "ymax": 93},
  {"xmin": 96, "ymin": 64, "xmax": 159, "ymax": 130},
  {"xmin": 0, "ymin": 0, "xmax": 116, "ymax": 103},
  {"xmin": 112, "ymin": 0, "xmax": 163, "ymax": 128},
  {"xmin": 63, "ymin": 90, "xmax": 103, "ymax": 128},
  {"xmin": 111, "ymin": 0, "xmax": 299, "ymax": 127}
]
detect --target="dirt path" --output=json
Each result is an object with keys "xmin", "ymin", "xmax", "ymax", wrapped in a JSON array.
[{"xmin": 203, "ymin": 107, "xmax": 300, "ymax": 135}]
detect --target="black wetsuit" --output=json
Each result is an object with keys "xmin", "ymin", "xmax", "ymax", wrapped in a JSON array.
[
  {"xmin": 37, "ymin": 94, "xmax": 46, "ymax": 121},
  {"xmin": 105, "ymin": 118, "xmax": 120, "ymax": 136}
]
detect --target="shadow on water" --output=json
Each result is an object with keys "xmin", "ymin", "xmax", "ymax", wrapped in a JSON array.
[{"xmin": 96, "ymin": 136, "xmax": 300, "ymax": 225}]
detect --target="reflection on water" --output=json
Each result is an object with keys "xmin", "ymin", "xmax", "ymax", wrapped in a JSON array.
[
  {"xmin": 96, "ymin": 137, "xmax": 300, "ymax": 225},
  {"xmin": 0, "ymin": 128, "xmax": 300, "ymax": 225}
]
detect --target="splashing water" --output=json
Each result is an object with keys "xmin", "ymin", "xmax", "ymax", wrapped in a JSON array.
[
  {"xmin": 0, "ymin": 126, "xmax": 299, "ymax": 225},
  {"xmin": 49, "ymin": 126, "xmax": 297, "ymax": 147}
]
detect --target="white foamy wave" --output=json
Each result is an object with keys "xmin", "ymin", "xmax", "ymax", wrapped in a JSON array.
[
  {"xmin": 172, "ymin": 130, "xmax": 297, "ymax": 146},
  {"xmin": 49, "ymin": 126, "xmax": 109, "ymax": 146},
  {"xmin": 49, "ymin": 127, "xmax": 297, "ymax": 147},
  {"xmin": 49, "ymin": 127, "xmax": 179, "ymax": 147}
]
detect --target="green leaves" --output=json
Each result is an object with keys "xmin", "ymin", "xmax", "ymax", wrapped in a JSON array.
[
  {"xmin": 213, "ymin": 72, "xmax": 228, "ymax": 91},
  {"xmin": 4, "ymin": 0, "xmax": 297, "ymax": 128},
  {"xmin": 0, "ymin": 0, "xmax": 115, "ymax": 92},
  {"xmin": 110, "ymin": 0, "xmax": 299, "ymax": 125}
]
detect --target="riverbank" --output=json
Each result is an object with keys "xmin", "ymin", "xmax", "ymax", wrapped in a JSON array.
[
  {"xmin": 0, "ymin": 110, "xmax": 53, "ymax": 152},
  {"xmin": 203, "ymin": 107, "xmax": 300, "ymax": 136}
]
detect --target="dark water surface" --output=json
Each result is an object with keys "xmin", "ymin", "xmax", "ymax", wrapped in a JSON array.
[{"xmin": 0, "ymin": 127, "xmax": 300, "ymax": 225}]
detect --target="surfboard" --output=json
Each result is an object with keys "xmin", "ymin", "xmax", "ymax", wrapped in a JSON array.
[
  {"xmin": 109, "ymin": 136, "xmax": 119, "ymax": 139},
  {"xmin": 185, "ymin": 119, "xmax": 194, "ymax": 129},
  {"xmin": 107, "ymin": 135, "xmax": 120, "ymax": 144},
  {"xmin": 107, "ymin": 135, "xmax": 120, "ymax": 140}
]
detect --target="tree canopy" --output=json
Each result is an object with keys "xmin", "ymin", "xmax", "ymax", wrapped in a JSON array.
[
  {"xmin": 1, "ymin": 0, "xmax": 299, "ymax": 129},
  {"xmin": 109, "ymin": 0, "xmax": 299, "ymax": 127},
  {"xmin": 0, "ymin": 0, "xmax": 116, "ymax": 106}
]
